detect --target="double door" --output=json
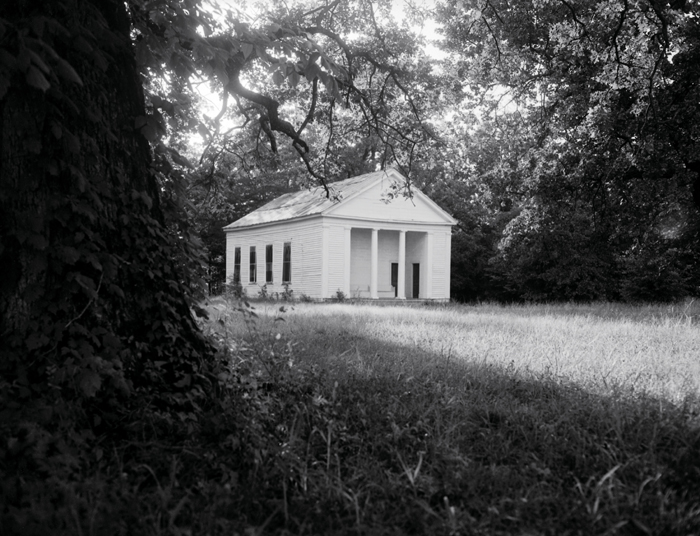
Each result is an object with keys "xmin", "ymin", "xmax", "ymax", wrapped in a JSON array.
[{"xmin": 391, "ymin": 263, "xmax": 420, "ymax": 298}]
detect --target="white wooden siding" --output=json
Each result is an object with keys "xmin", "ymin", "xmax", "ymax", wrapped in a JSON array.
[
  {"xmin": 326, "ymin": 225, "xmax": 346, "ymax": 298},
  {"xmin": 432, "ymin": 232, "xmax": 447, "ymax": 300},
  {"xmin": 225, "ymin": 219, "xmax": 323, "ymax": 298},
  {"xmin": 343, "ymin": 227, "xmax": 351, "ymax": 295},
  {"xmin": 350, "ymin": 229, "xmax": 371, "ymax": 297},
  {"xmin": 377, "ymin": 230, "xmax": 399, "ymax": 298},
  {"xmin": 426, "ymin": 233, "xmax": 434, "ymax": 298},
  {"xmin": 406, "ymin": 232, "xmax": 426, "ymax": 298},
  {"xmin": 444, "ymin": 232, "xmax": 452, "ymax": 300}
]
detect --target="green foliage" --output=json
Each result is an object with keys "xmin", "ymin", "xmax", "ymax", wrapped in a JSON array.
[
  {"xmin": 225, "ymin": 276, "xmax": 246, "ymax": 300},
  {"xmin": 619, "ymin": 245, "xmax": 689, "ymax": 303},
  {"xmin": 0, "ymin": 0, "xmax": 215, "ymax": 441},
  {"xmin": 433, "ymin": 0, "xmax": 700, "ymax": 302},
  {"xmin": 35, "ymin": 302, "xmax": 700, "ymax": 533},
  {"xmin": 257, "ymin": 284, "xmax": 270, "ymax": 300}
]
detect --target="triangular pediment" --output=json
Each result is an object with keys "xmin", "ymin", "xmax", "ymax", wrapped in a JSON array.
[
  {"xmin": 324, "ymin": 170, "xmax": 456, "ymax": 225},
  {"xmin": 223, "ymin": 168, "xmax": 455, "ymax": 230}
]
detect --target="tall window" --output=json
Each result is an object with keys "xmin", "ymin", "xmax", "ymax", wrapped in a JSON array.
[
  {"xmin": 282, "ymin": 242, "xmax": 291, "ymax": 283},
  {"xmin": 233, "ymin": 247, "xmax": 241, "ymax": 283},
  {"xmin": 249, "ymin": 246, "xmax": 256, "ymax": 283},
  {"xmin": 266, "ymin": 244, "xmax": 273, "ymax": 283}
]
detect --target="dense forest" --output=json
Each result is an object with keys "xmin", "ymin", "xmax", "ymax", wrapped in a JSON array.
[{"xmin": 1, "ymin": 0, "xmax": 699, "ymax": 533}]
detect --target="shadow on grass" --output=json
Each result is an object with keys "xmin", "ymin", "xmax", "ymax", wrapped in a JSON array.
[
  {"xmin": 266, "ymin": 324, "xmax": 699, "ymax": 534},
  {"xmin": 10, "ymin": 302, "xmax": 699, "ymax": 536},
  {"xmin": 155, "ymin": 302, "xmax": 699, "ymax": 536}
]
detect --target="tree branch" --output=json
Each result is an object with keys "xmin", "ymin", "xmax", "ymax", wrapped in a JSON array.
[
  {"xmin": 293, "ymin": 141, "xmax": 330, "ymax": 195},
  {"xmin": 227, "ymin": 69, "xmax": 309, "ymax": 153},
  {"xmin": 296, "ymin": 77, "xmax": 318, "ymax": 137},
  {"xmin": 558, "ymin": 0, "xmax": 589, "ymax": 38}
]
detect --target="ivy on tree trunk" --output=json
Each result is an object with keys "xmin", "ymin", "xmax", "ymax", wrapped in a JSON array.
[{"xmin": 0, "ymin": 0, "xmax": 210, "ymax": 429}]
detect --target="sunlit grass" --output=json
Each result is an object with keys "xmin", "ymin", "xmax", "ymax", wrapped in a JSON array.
[{"xmin": 211, "ymin": 299, "xmax": 700, "ymax": 404}]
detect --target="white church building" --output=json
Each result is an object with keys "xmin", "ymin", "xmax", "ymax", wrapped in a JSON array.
[{"xmin": 223, "ymin": 168, "xmax": 456, "ymax": 300}]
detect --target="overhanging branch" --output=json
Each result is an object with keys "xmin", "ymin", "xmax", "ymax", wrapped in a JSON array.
[{"xmin": 227, "ymin": 69, "xmax": 310, "ymax": 153}]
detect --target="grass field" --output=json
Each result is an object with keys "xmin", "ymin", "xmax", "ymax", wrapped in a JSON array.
[
  {"xmin": 191, "ymin": 298, "xmax": 700, "ymax": 535},
  {"xmin": 221, "ymin": 300, "xmax": 700, "ymax": 403}
]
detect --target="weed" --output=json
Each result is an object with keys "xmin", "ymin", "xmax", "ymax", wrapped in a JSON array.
[
  {"xmin": 226, "ymin": 276, "xmax": 245, "ymax": 299},
  {"xmin": 186, "ymin": 300, "xmax": 700, "ymax": 534},
  {"xmin": 333, "ymin": 289, "xmax": 347, "ymax": 302},
  {"xmin": 281, "ymin": 283, "xmax": 294, "ymax": 302}
]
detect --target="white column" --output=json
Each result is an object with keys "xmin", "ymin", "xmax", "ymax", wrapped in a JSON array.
[
  {"xmin": 445, "ymin": 231, "xmax": 451, "ymax": 300},
  {"xmin": 397, "ymin": 230, "xmax": 406, "ymax": 299},
  {"xmin": 370, "ymin": 228, "xmax": 379, "ymax": 299},
  {"xmin": 344, "ymin": 227, "xmax": 351, "ymax": 296},
  {"xmin": 426, "ymin": 232, "xmax": 434, "ymax": 299},
  {"xmin": 321, "ymin": 225, "xmax": 329, "ymax": 298}
]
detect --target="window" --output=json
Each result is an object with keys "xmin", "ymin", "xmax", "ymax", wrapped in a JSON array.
[
  {"xmin": 249, "ymin": 246, "xmax": 256, "ymax": 283},
  {"xmin": 266, "ymin": 244, "xmax": 273, "ymax": 283},
  {"xmin": 282, "ymin": 242, "xmax": 291, "ymax": 283},
  {"xmin": 233, "ymin": 247, "xmax": 241, "ymax": 283}
]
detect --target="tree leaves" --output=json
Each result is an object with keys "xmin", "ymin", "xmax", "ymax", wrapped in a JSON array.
[
  {"xmin": 79, "ymin": 369, "xmax": 102, "ymax": 397},
  {"xmin": 54, "ymin": 57, "xmax": 82, "ymax": 85},
  {"xmin": 26, "ymin": 64, "xmax": 50, "ymax": 91},
  {"xmin": 241, "ymin": 42, "xmax": 254, "ymax": 59},
  {"xmin": 128, "ymin": 0, "xmax": 437, "ymax": 184},
  {"xmin": 434, "ymin": 0, "xmax": 700, "ymax": 300}
]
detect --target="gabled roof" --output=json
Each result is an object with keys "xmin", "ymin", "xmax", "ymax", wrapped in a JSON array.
[{"xmin": 223, "ymin": 168, "xmax": 456, "ymax": 230}]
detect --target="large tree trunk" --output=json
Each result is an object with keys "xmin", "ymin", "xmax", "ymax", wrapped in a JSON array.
[{"xmin": 0, "ymin": 0, "xmax": 208, "ymax": 428}]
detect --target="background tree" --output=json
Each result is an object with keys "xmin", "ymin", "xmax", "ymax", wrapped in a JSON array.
[{"xmin": 436, "ymin": 0, "xmax": 700, "ymax": 301}]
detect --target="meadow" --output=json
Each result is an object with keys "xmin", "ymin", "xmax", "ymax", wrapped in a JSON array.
[
  {"xmin": 220, "ymin": 300, "xmax": 700, "ymax": 403},
  {"xmin": 189, "ymin": 298, "xmax": 700, "ymax": 535},
  {"xmin": 35, "ymin": 299, "xmax": 700, "ymax": 534}
]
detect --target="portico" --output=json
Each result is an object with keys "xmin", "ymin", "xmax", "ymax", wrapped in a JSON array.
[{"xmin": 341, "ymin": 226, "xmax": 436, "ymax": 300}]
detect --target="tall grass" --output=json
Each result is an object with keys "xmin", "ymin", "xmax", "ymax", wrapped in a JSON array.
[
  {"xmin": 218, "ymin": 300, "xmax": 700, "ymax": 403},
  {"xmin": 28, "ymin": 300, "xmax": 698, "ymax": 535},
  {"xmin": 187, "ymin": 298, "xmax": 700, "ymax": 535}
]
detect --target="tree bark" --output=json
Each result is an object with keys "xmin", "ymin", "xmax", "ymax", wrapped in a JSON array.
[{"xmin": 0, "ymin": 0, "xmax": 208, "ymax": 421}]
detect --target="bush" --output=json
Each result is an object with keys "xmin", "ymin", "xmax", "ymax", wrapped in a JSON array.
[
  {"xmin": 620, "ymin": 248, "xmax": 689, "ymax": 302},
  {"xmin": 226, "ymin": 277, "xmax": 245, "ymax": 299},
  {"xmin": 333, "ymin": 289, "xmax": 347, "ymax": 302},
  {"xmin": 494, "ymin": 208, "xmax": 617, "ymax": 302}
]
